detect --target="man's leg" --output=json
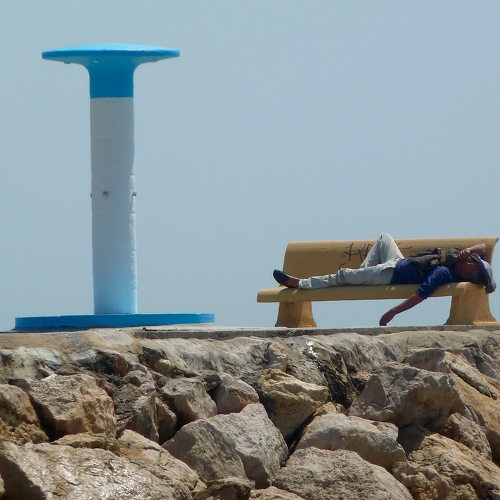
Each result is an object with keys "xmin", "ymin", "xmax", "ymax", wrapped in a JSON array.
[
  {"xmin": 274, "ymin": 234, "xmax": 402, "ymax": 289},
  {"xmin": 360, "ymin": 233, "xmax": 404, "ymax": 268},
  {"xmin": 299, "ymin": 234, "xmax": 402, "ymax": 289},
  {"xmin": 299, "ymin": 263, "xmax": 395, "ymax": 288}
]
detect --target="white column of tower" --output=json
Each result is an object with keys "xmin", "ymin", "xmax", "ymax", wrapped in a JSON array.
[{"xmin": 91, "ymin": 97, "xmax": 137, "ymax": 313}]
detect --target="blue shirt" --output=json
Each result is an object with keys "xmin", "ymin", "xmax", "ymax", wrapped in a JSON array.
[{"xmin": 390, "ymin": 258, "xmax": 460, "ymax": 299}]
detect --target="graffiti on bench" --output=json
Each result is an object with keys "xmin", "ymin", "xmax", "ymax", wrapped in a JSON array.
[{"xmin": 339, "ymin": 241, "xmax": 414, "ymax": 269}]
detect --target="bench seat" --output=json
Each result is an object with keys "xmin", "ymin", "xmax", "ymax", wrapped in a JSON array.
[{"xmin": 257, "ymin": 281, "xmax": 478, "ymax": 303}]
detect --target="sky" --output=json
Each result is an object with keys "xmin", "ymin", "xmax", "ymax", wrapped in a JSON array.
[{"xmin": 1, "ymin": 2, "xmax": 500, "ymax": 331}]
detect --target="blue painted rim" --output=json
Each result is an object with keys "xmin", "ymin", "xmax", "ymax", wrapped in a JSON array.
[
  {"xmin": 14, "ymin": 313, "xmax": 215, "ymax": 330},
  {"xmin": 42, "ymin": 43, "xmax": 180, "ymax": 98}
]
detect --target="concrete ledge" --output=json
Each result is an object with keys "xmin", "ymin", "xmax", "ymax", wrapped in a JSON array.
[{"xmin": 132, "ymin": 323, "xmax": 500, "ymax": 341}]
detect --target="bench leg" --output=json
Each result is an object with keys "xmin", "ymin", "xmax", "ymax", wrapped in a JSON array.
[
  {"xmin": 445, "ymin": 289, "xmax": 497, "ymax": 325},
  {"xmin": 276, "ymin": 302, "xmax": 317, "ymax": 328}
]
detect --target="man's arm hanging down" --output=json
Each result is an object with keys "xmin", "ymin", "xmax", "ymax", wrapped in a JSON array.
[{"xmin": 379, "ymin": 294, "xmax": 424, "ymax": 326}]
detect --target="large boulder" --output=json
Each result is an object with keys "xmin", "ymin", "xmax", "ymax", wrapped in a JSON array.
[
  {"xmin": 0, "ymin": 347, "xmax": 63, "ymax": 383},
  {"xmin": 296, "ymin": 412, "xmax": 406, "ymax": 470},
  {"xmin": 272, "ymin": 447, "xmax": 412, "ymax": 499},
  {"xmin": 348, "ymin": 365, "xmax": 459, "ymax": 429},
  {"xmin": 113, "ymin": 381, "xmax": 159, "ymax": 441},
  {"xmin": 156, "ymin": 397, "xmax": 178, "ymax": 443},
  {"xmin": 250, "ymin": 486, "xmax": 303, "ymax": 499},
  {"xmin": 442, "ymin": 412, "xmax": 492, "ymax": 460},
  {"xmin": 118, "ymin": 429, "xmax": 204, "ymax": 494},
  {"xmin": 393, "ymin": 433, "xmax": 500, "ymax": 499},
  {"xmin": 406, "ymin": 347, "xmax": 500, "ymax": 461},
  {"xmin": 165, "ymin": 403, "xmax": 288, "ymax": 488},
  {"xmin": 159, "ymin": 376, "xmax": 217, "ymax": 424},
  {"xmin": 0, "ymin": 384, "xmax": 47, "ymax": 445},
  {"xmin": 212, "ymin": 373, "xmax": 260, "ymax": 414},
  {"xmin": 0, "ymin": 440, "xmax": 192, "ymax": 499},
  {"xmin": 259, "ymin": 369, "xmax": 328, "ymax": 441},
  {"xmin": 12, "ymin": 373, "xmax": 116, "ymax": 439}
]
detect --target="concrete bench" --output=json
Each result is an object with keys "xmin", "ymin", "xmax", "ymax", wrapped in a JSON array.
[{"xmin": 257, "ymin": 237, "xmax": 498, "ymax": 328}]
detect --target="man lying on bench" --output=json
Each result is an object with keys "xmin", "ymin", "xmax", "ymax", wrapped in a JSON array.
[{"xmin": 273, "ymin": 233, "xmax": 496, "ymax": 326}]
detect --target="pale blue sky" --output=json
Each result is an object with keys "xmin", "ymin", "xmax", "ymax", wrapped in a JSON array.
[{"xmin": 2, "ymin": 2, "xmax": 500, "ymax": 330}]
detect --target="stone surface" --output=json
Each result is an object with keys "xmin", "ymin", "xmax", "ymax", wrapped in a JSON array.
[
  {"xmin": 393, "ymin": 433, "xmax": 500, "ymax": 499},
  {"xmin": 52, "ymin": 432, "xmax": 120, "ymax": 454},
  {"xmin": 0, "ymin": 384, "xmax": 47, "ymax": 445},
  {"xmin": 159, "ymin": 376, "xmax": 218, "ymax": 424},
  {"xmin": 193, "ymin": 477, "xmax": 253, "ymax": 500},
  {"xmin": 213, "ymin": 373, "xmax": 260, "ymax": 414},
  {"xmin": 442, "ymin": 412, "xmax": 492, "ymax": 460},
  {"xmin": 296, "ymin": 412, "xmax": 406, "ymax": 470},
  {"xmin": 259, "ymin": 369, "xmax": 328, "ymax": 441},
  {"xmin": 12, "ymin": 373, "xmax": 116, "ymax": 439},
  {"xmin": 348, "ymin": 365, "xmax": 459, "ymax": 429},
  {"xmin": 113, "ymin": 380, "xmax": 159, "ymax": 441},
  {"xmin": 250, "ymin": 486, "xmax": 304, "ymax": 499},
  {"xmin": 165, "ymin": 403, "xmax": 288, "ymax": 488},
  {"xmin": 118, "ymin": 429, "xmax": 204, "ymax": 493},
  {"xmin": 0, "ymin": 440, "xmax": 193, "ymax": 499},
  {"xmin": 0, "ymin": 326, "xmax": 499, "ymax": 498},
  {"xmin": 272, "ymin": 447, "xmax": 412, "ymax": 500}
]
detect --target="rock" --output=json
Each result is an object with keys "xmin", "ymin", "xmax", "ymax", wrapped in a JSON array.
[
  {"xmin": 194, "ymin": 477, "xmax": 253, "ymax": 500},
  {"xmin": 299, "ymin": 340, "xmax": 359, "ymax": 406},
  {"xmin": 12, "ymin": 373, "xmax": 116, "ymax": 439},
  {"xmin": 407, "ymin": 348, "xmax": 498, "ymax": 398},
  {"xmin": 442, "ymin": 412, "xmax": 492, "ymax": 460},
  {"xmin": 296, "ymin": 412, "xmax": 406, "ymax": 470},
  {"xmin": 159, "ymin": 376, "xmax": 218, "ymax": 424},
  {"xmin": 265, "ymin": 343, "xmax": 288, "ymax": 371},
  {"xmin": 313, "ymin": 401, "xmax": 345, "ymax": 416},
  {"xmin": 123, "ymin": 368, "xmax": 152, "ymax": 387},
  {"xmin": 0, "ymin": 440, "xmax": 193, "ymax": 499},
  {"xmin": 404, "ymin": 345, "xmax": 500, "ymax": 461},
  {"xmin": 0, "ymin": 384, "xmax": 47, "ymax": 445},
  {"xmin": 166, "ymin": 416, "xmax": 247, "ymax": 485},
  {"xmin": 156, "ymin": 397, "xmax": 178, "ymax": 443},
  {"xmin": 0, "ymin": 346, "xmax": 63, "ymax": 383},
  {"xmin": 142, "ymin": 337, "xmax": 270, "ymax": 383},
  {"xmin": 52, "ymin": 432, "xmax": 120, "ymax": 453},
  {"xmin": 213, "ymin": 374, "xmax": 260, "ymax": 414},
  {"xmin": 113, "ymin": 381, "xmax": 159, "ymax": 441},
  {"xmin": 393, "ymin": 433, "xmax": 500, "ymax": 499},
  {"xmin": 259, "ymin": 369, "xmax": 328, "ymax": 441},
  {"xmin": 348, "ymin": 365, "xmax": 459, "ymax": 429},
  {"xmin": 451, "ymin": 376, "xmax": 500, "ymax": 462},
  {"xmin": 272, "ymin": 447, "xmax": 412, "ymax": 499},
  {"xmin": 1, "ymin": 327, "xmax": 500, "ymax": 498},
  {"xmin": 250, "ymin": 486, "xmax": 303, "ymax": 499},
  {"xmin": 118, "ymin": 429, "xmax": 204, "ymax": 493},
  {"xmin": 165, "ymin": 403, "xmax": 288, "ymax": 488}
]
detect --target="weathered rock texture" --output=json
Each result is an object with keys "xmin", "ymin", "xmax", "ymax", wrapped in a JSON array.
[{"xmin": 0, "ymin": 325, "xmax": 499, "ymax": 499}]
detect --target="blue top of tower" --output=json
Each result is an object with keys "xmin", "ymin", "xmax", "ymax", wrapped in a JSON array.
[{"xmin": 42, "ymin": 43, "xmax": 180, "ymax": 98}]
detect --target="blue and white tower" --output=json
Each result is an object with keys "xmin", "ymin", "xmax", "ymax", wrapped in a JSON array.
[
  {"xmin": 42, "ymin": 43, "xmax": 179, "ymax": 316},
  {"xmin": 13, "ymin": 43, "xmax": 215, "ymax": 329}
]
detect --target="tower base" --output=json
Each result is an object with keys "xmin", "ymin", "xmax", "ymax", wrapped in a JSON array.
[{"xmin": 14, "ymin": 313, "xmax": 215, "ymax": 330}]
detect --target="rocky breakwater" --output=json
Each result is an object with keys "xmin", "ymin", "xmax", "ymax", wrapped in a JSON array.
[{"xmin": 0, "ymin": 325, "xmax": 499, "ymax": 499}]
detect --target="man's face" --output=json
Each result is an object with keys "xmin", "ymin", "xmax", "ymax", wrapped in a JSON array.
[{"xmin": 455, "ymin": 257, "xmax": 483, "ymax": 282}]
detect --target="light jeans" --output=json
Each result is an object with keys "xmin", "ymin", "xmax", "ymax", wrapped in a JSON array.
[{"xmin": 299, "ymin": 233, "xmax": 404, "ymax": 288}]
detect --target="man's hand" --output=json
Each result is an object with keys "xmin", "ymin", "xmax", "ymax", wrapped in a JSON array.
[
  {"xmin": 379, "ymin": 293, "xmax": 425, "ymax": 326},
  {"xmin": 458, "ymin": 244, "xmax": 486, "ymax": 260},
  {"xmin": 379, "ymin": 309, "xmax": 396, "ymax": 326}
]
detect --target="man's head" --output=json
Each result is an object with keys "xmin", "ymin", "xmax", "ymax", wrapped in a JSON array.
[{"xmin": 455, "ymin": 254, "xmax": 496, "ymax": 293}]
